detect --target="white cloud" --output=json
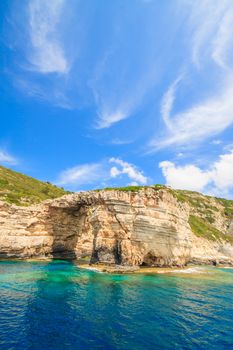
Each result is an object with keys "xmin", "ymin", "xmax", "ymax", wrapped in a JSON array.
[
  {"xmin": 110, "ymin": 166, "xmax": 121, "ymax": 178},
  {"xmin": 93, "ymin": 69, "xmax": 158, "ymax": 128},
  {"xmin": 89, "ymin": 9, "xmax": 162, "ymax": 130},
  {"xmin": 0, "ymin": 150, "xmax": 18, "ymax": 165},
  {"xmin": 159, "ymin": 149, "xmax": 233, "ymax": 197},
  {"xmin": 28, "ymin": 0, "xmax": 68, "ymax": 74},
  {"xmin": 159, "ymin": 161, "xmax": 211, "ymax": 192},
  {"xmin": 212, "ymin": 10, "xmax": 233, "ymax": 69},
  {"xmin": 89, "ymin": 46, "xmax": 136, "ymax": 129},
  {"xmin": 149, "ymin": 1, "xmax": 233, "ymax": 150},
  {"xmin": 153, "ymin": 75, "xmax": 233, "ymax": 149},
  {"xmin": 160, "ymin": 75, "xmax": 183, "ymax": 131},
  {"xmin": 211, "ymin": 151, "xmax": 233, "ymax": 191},
  {"xmin": 187, "ymin": 0, "xmax": 233, "ymax": 68},
  {"xmin": 56, "ymin": 163, "xmax": 104, "ymax": 188},
  {"xmin": 96, "ymin": 110, "xmax": 128, "ymax": 129},
  {"xmin": 211, "ymin": 139, "xmax": 222, "ymax": 145},
  {"xmin": 224, "ymin": 143, "xmax": 233, "ymax": 151},
  {"xmin": 14, "ymin": 77, "xmax": 73, "ymax": 109},
  {"xmin": 109, "ymin": 158, "xmax": 148, "ymax": 185},
  {"xmin": 56, "ymin": 158, "xmax": 149, "ymax": 190}
]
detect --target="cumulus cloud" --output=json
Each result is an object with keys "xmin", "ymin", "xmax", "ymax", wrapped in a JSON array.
[
  {"xmin": 0, "ymin": 150, "xmax": 18, "ymax": 165},
  {"xmin": 109, "ymin": 158, "xmax": 148, "ymax": 185},
  {"xmin": 110, "ymin": 166, "xmax": 121, "ymax": 178},
  {"xmin": 159, "ymin": 150, "xmax": 233, "ymax": 197},
  {"xmin": 28, "ymin": 0, "xmax": 68, "ymax": 74},
  {"xmin": 56, "ymin": 158, "xmax": 148, "ymax": 190},
  {"xmin": 211, "ymin": 151, "xmax": 233, "ymax": 191},
  {"xmin": 159, "ymin": 161, "xmax": 211, "ymax": 192}
]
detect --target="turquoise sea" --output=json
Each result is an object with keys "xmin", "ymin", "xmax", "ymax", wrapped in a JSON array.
[{"xmin": 0, "ymin": 261, "xmax": 232, "ymax": 350}]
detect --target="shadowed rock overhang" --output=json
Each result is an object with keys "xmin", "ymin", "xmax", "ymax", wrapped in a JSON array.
[{"xmin": 0, "ymin": 188, "xmax": 233, "ymax": 267}]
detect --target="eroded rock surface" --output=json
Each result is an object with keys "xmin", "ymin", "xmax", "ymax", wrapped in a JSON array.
[{"xmin": 0, "ymin": 188, "xmax": 233, "ymax": 266}]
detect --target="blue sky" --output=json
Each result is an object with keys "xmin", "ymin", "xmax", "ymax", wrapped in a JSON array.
[{"xmin": 1, "ymin": 0, "xmax": 233, "ymax": 198}]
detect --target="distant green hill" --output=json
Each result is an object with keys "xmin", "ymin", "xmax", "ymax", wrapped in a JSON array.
[{"xmin": 0, "ymin": 166, "xmax": 68, "ymax": 206}]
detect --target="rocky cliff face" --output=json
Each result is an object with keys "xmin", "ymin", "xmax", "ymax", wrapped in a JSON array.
[{"xmin": 0, "ymin": 188, "xmax": 233, "ymax": 266}]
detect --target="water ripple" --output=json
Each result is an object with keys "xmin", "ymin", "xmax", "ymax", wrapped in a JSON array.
[{"xmin": 0, "ymin": 261, "xmax": 232, "ymax": 350}]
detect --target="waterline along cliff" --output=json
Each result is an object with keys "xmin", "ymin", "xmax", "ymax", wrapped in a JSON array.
[{"xmin": 1, "ymin": 182, "xmax": 233, "ymax": 267}]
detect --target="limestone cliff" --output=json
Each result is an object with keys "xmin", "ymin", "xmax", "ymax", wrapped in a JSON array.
[{"xmin": 0, "ymin": 187, "xmax": 233, "ymax": 266}]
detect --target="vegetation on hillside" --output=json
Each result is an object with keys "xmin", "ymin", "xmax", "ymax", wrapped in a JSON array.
[
  {"xmin": 169, "ymin": 188, "xmax": 233, "ymax": 219},
  {"xmin": 96, "ymin": 184, "xmax": 166, "ymax": 192},
  {"xmin": 189, "ymin": 215, "xmax": 233, "ymax": 244},
  {"xmin": 96, "ymin": 184, "xmax": 233, "ymax": 243},
  {"xmin": 215, "ymin": 198, "xmax": 233, "ymax": 218},
  {"xmin": 0, "ymin": 166, "xmax": 68, "ymax": 206},
  {"xmin": 162, "ymin": 188, "xmax": 233, "ymax": 242}
]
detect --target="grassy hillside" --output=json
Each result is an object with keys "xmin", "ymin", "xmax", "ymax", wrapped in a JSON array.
[
  {"xmin": 0, "ymin": 166, "xmax": 68, "ymax": 206},
  {"xmin": 170, "ymin": 188, "xmax": 233, "ymax": 243},
  {"xmin": 95, "ymin": 184, "xmax": 166, "ymax": 192},
  {"xmin": 170, "ymin": 188, "xmax": 233, "ymax": 220}
]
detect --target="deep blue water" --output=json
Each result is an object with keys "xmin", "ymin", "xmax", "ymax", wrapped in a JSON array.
[{"xmin": 0, "ymin": 261, "xmax": 233, "ymax": 350}]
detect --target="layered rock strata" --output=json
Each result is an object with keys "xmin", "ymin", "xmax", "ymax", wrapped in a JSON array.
[{"xmin": 0, "ymin": 188, "xmax": 233, "ymax": 266}]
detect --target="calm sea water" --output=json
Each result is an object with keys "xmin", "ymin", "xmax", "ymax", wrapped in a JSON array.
[{"xmin": 0, "ymin": 261, "xmax": 232, "ymax": 350}]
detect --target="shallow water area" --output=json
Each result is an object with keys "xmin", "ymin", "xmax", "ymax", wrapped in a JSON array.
[{"xmin": 0, "ymin": 260, "xmax": 232, "ymax": 350}]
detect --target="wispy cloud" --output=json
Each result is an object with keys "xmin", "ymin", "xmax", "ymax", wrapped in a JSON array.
[
  {"xmin": 149, "ymin": 1, "xmax": 233, "ymax": 150},
  {"xmin": 212, "ymin": 10, "xmax": 233, "ymax": 69},
  {"xmin": 14, "ymin": 77, "xmax": 73, "ymax": 109},
  {"xmin": 160, "ymin": 75, "xmax": 183, "ymax": 131},
  {"xmin": 7, "ymin": 0, "xmax": 233, "ymax": 157},
  {"xmin": 56, "ymin": 163, "xmax": 105, "ymax": 189},
  {"xmin": 152, "ymin": 75, "xmax": 233, "ymax": 149},
  {"xmin": 211, "ymin": 139, "xmax": 222, "ymax": 145},
  {"xmin": 160, "ymin": 149, "xmax": 233, "ymax": 197},
  {"xmin": 88, "ymin": 2, "xmax": 165, "ymax": 129},
  {"xmin": 110, "ymin": 138, "xmax": 133, "ymax": 145},
  {"xmin": 92, "ymin": 57, "xmax": 160, "ymax": 128},
  {"xmin": 8, "ymin": 0, "xmax": 172, "ymax": 129},
  {"xmin": 93, "ymin": 71, "xmax": 158, "ymax": 129},
  {"xmin": 28, "ymin": 0, "xmax": 68, "ymax": 74},
  {"xmin": 188, "ymin": 0, "xmax": 233, "ymax": 68},
  {"xmin": 0, "ymin": 150, "xmax": 18, "ymax": 165},
  {"xmin": 96, "ymin": 110, "xmax": 128, "ymax": 129}
]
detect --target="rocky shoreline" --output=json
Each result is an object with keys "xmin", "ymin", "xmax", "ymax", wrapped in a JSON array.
[
  {"xmin": 77, "ymin": 262, "xmax": 233, "ymax": 274},
  {"xmin": 0, "ymin": 256, "xmax": 232, "ymax": 274},
  {"xmin": 0, "ymin": 188, "xmax": 233, "ymax": 267}
]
